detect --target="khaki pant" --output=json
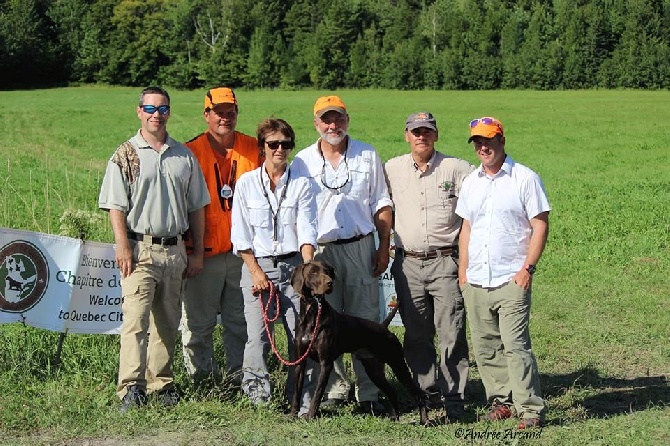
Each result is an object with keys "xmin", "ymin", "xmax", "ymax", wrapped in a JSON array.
[
  {"xmin": 461, "ymin": 281, "xmax": 545, "ymax": 418},
  {"xmin": 315, "ymin": 234, "xmax": 380, "ymax": 403},
  {"xmin": 116, "ymin": 240, "xmax": 186, "ymax": 399},
  {"xmin": 181, "ymin": 252, "xmax": 246, "ymax": 383}
]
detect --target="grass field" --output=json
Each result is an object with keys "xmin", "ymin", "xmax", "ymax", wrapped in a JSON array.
[{"xmin": 0, "ymin": 87, "xmax": 668, "ymax": 445}]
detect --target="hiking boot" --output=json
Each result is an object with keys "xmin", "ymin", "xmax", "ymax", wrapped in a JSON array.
[
  {"xmin": 156, "ymin": 387, "xmax": 181, "ymax": 407},
  {"xmin": 119, "ymin": 385, "xmax": 147, "ymax": 413},
  {"xmin": 518, "ymin": 417, "xmax": 543, "ymax": 429},
  {"xmin": 482, "ymin": 403, "xmax": 513, "ymax": 421},
  {"xmin": 357, "ymin": 400, "xmax": 387, "ymax": 417}
]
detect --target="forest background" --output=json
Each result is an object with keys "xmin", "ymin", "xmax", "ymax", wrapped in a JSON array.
[{"xmin": 2, "ymin": 0, "xmax": 670, "ymax": 91}]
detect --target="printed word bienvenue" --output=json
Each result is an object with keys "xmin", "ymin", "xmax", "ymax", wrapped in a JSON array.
[{"xmin": 80, "ymin": 255, "xmax": 119, "ymax": 270}]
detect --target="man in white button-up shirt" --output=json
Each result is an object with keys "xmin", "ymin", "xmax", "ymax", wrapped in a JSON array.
[
  {"xmin": 231, "ymin": 118, "xmax": 317, "ymax": 414},
  {"xmin": 291, "ymin": 95, "xmax": 393, "ymax": 416},
  {"xmin": 456, "ymin": 117, "xmax": 551, "ymax": 429}
]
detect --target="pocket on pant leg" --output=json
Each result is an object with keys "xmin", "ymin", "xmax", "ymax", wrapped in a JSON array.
[{"xmin": 345, "ymin": 276, "xmax": 379, "ymax": 322}]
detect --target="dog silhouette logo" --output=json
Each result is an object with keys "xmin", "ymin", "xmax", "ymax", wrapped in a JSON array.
[{"xmin": 0, "ymin": 240, "xmax": 49, "ymax": 313}]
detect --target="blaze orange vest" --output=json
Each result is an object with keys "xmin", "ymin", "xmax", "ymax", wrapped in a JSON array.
[{"xmin": 185, "ymin": 131, "xmax": 261, "ymax": 256}]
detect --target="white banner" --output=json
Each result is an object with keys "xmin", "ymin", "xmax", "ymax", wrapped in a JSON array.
[
  {"xmin": 0, "ymin": 228, "xmax": 122, "ymax": 334},
  {"xmin": 377, "ymin": 230, "xmax": 402, "ymax": 326},
  {"xmin": 0, "ymin": 227, "xmax": 402, "ymax": 334}
]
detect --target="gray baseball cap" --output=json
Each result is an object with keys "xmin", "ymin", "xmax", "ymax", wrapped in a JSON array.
[{"xmin": 405, "ymin": 112, "xmax": 437, "ymax": 133}]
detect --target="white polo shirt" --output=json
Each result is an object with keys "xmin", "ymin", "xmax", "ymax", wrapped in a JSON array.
[
  {"xmin": 231, "ymin": 164, "xmax": 317, "ymax": 258},
  {"xmin": 455, "ymin": 156, "xmax": 551, "ymax": 287}
]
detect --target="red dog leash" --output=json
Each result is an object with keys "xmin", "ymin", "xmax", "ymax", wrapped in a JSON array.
[{"xmin": 262, "ymin": 280, "xmax": 321, "ymax": 366}]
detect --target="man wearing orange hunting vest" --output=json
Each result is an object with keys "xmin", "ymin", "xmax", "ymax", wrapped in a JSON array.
[{"xmin": 181, "ymin": 87, "xmax": 262, "ymax": 388}]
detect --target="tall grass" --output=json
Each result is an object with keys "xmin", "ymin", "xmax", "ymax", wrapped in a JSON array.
[{"xmin": 0, "ymin": 87, "xmax": 668, "ymax": 445}]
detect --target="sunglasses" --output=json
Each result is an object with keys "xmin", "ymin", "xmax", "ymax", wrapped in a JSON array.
[
  {"xmin": 140, "ymin": 105, "xmax": 170, "ymax": 115},
  {"xmin": 470, "ymin": 117, "xmax": 499, "ymax": 128},
  {"xmin": 265, "ymin": 140, "xmax": 295, "ymax": 151}
]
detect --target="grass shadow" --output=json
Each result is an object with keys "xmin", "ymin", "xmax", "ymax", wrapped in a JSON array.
[{"xmin": 542, "ymin": 364, "xmax": 669, "ymax": 419}]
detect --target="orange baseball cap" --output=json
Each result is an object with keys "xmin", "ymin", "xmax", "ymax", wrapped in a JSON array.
[
  {"xmin": 468, "ymin": 117, "xmax": 504, "ymax": 142},
  {"xmin": 204, "ymin": 87, "xmax": 238, "ymax": 111},
  {"xmin": 314, "ymin": 95, "xmax": 346, "ymax": 118}
]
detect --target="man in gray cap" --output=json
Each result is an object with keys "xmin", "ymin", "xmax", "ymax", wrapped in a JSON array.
[{"xmin": 384, "ymin": 112, "xmax": 474, "ymax": 420}]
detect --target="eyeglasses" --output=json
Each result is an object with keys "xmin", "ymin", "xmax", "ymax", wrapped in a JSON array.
[
  {"xmin": 140, "ymin": 105, "xmax": 170, "ymax": 115},
  {"xmin": 265, "ymin": 140, "xmax": 295, "ymax": 151},
  {"xmin": 320, "ymin": 151, "xmax": 350, "ymax": 191}
]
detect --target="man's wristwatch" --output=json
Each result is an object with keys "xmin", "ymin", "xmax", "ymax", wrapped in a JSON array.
[{"xmin": 525, "ymin": 264, "xmax": 536, "ymax": 275}]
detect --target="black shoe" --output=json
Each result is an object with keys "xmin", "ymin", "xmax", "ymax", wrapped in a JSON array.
[
  {"xmin": 119, "ymin": 385, "xmax": 147, "ymax": 413},
  {"xmin": 445, "ymin": 404, "xmax": 465, "ymax": 422},
  {"xmin": 156, "ymin": 387, "xmax": 181, "ymax": 407},
  {"xmin": 425, "ymin": 392, "xmax": 444, "ymax": 410},
  {"xmin": 320, "ymin": 398, "xmax": 346, "ymax": 409},
  {"xmin": 358, "ymin": 400, "xmax": 387, "ymax": 417}
]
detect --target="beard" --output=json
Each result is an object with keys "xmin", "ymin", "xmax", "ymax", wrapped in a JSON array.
[{"xmin": 320, "ymin": 130, "xmax": 347, "ymax": 146}]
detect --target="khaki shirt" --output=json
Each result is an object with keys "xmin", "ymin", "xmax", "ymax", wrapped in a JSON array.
[
  {"xmin": 98, "ymin": 130, "xmax": 210, "ymax": 237},
  {"xmin": 385, "ymin": 151, "xmax": 474, "ymax": 251}
]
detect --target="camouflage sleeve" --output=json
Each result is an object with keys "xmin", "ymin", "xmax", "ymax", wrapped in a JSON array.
[{"xmin": 110, "ymin": 141, "xmax": 140, "ymax": 184}]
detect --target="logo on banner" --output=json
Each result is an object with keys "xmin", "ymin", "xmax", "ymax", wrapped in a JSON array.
[{"xmin": 0, "ymin": 240, "xmax": 49, "ymax": 313}]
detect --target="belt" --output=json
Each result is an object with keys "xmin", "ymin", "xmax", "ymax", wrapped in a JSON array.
[
  {"xmin": 127, "ymin": 232, "xmax": 184, "ymax": 246},
  {"xmin": 258, "ymin": 252, "xmax": 298, "ymax": 267},
  {"xmin": 398, "ymin": 246, "xmax": 456, "ymax": 260},
  {"xmin": 319, "ymin": 233, "xmax": 371, "ymax": 246}
]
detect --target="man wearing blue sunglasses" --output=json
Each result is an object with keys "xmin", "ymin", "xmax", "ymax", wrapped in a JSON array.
[{"xmin": 99, "ymin": 86, "xmax": 210, "ymax": 412}]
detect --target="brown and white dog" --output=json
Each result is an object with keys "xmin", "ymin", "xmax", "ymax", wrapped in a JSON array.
[{"xmin": 290, "ymin": 261, "xmax": 428, "ymax": 425}]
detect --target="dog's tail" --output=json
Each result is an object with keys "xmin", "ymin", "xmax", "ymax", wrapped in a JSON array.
[{"xmin": 382, "ymin": 302, "xmax": 399, "ymax": 327}]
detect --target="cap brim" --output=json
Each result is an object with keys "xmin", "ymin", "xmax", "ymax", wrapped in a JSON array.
[
  {"xmin": 468, "ymin": 130, "xmax": 500, "ymax": 142},
  {"xmin": 406, "ymin": 122, "xmax": 437, "ymax": 132}
]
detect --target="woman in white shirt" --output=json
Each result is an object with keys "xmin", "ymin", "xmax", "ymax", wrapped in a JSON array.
[{"xmin": 231, "ymin": 118, "xmax": 317, "ymax": 412}]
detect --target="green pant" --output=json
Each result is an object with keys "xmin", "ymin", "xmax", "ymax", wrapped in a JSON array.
[
  {"xmin": 461, "ymin": 281, "xmax": 545, "ymax": 418},
  {"xmin": 181, "ymin": 252, "xmax": 246, "ymax": 382}
]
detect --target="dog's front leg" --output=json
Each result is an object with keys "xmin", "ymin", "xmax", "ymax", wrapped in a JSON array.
[
  {"xmin": 290, "ymin": 358, "xmax": 306, "ymax": 417},
  {"xmin": 305, "ymin": 360, "xmax": 334, "ymax": 419}
]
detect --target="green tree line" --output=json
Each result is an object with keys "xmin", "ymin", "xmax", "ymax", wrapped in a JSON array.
[{"xmin": 1, "ymin": 0, "xmax": 669, "ymax": 90}]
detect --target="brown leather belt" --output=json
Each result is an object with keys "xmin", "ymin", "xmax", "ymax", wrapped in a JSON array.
[
  {"xmin": 127, "ymin": 232, "xmax": 184, "ymax": 246},
  {"xmin": 319, "ymin": 233, "xmax": 371, "ymax": 246},
  {"xmin": 397, "ymin": 246, "xmax": 456, "ymax": 260}
]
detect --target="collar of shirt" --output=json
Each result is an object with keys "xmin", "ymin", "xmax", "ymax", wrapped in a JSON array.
[
  {"xmin": 477, "ymin": 154, "xmax": 514, "ymax": 178},
  {"xmin": 133, "ymin": 129, "xmax": 172, "ymax": 153},
  {"xmin": 411, "ymin": 150, "xmax": 437, "ymax": 173}
]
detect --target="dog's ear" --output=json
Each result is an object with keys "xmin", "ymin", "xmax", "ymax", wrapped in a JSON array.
[{"xmin": 291, "ymin": 263, "xmax": 307, "ymax": 296}]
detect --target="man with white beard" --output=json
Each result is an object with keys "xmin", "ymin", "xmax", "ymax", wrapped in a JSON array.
[{"xmin": 291, "ymin": 96, "xmax": 393, "ymax": 416}]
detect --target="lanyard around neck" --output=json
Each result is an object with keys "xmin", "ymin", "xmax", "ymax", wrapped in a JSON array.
[{"xmin": 259, "ymin": 167, "xmax": 291, "ymax": 243}]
